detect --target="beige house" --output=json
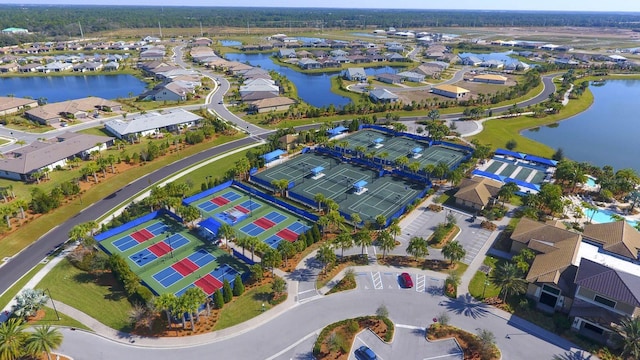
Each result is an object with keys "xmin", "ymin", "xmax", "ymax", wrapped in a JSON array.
[
  {"xmin": 432, "ymin": 84, "xmax": 470, "ymax": 99},
  {"xmin": 453, "ymin": 176, "xmax": 502, "ymax": 210},
  {"xmin": 582, "ymin": 221, "xmax": 640, "ymax": 261},
  {"xmin": 510, "ymin": 218, "xmax": 581, "ymax": 313},
  {"xmin": 473, "ymin": 74, "xmax": 508, "ymax": 84},
  {"xmin": 247, "ymin": 97, "xmax": 296, "ymax": 114},
  {"xmin": 0, "ymin": 96, "xmax": 38, "ymax": 116},
  {"xmin": 25, "ymin": 97, "xmax": 121, "ymax": 125}
]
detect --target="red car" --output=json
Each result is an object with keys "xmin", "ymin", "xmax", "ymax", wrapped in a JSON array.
[{"xmin": 399, "ymin": 272, "xmax": 413, "ymax": 288}]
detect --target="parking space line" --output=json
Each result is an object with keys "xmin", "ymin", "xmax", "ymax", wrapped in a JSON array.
[
  {"xmin": 415, "ymin": 274, "xmax": 426, "ymax": 292},
  {"xmin": 371, "ymin": 272, "xmax": 383, "ymax": 290},
  {"xmin": 422, "ymin": 353, "xmax": 463, "ymax": 360}
]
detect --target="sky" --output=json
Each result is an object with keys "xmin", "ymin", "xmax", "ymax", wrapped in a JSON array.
[{"xmin": 1, "ymin": 0, "xmax": 640, "ymax": 12}]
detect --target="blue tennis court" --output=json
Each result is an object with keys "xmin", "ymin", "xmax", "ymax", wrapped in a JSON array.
[
  {"xmin": 174, "ymin": 284, "xmax": 195, "ymax": 297},
  {"xmin": 187, "ymin": 249, "xmax": 216, "ymax": 267},
  {"xmin": 113, "ymin": 235, "xmax": 138, "ymax": 252},
  {"xmin": 165, "ymin": 234, "xmax": 190, "ymax": 248},
  {"xmin": 264, "ymin": 211, "xmax": 287, "ymax": 223},
  {"xmin": 264, "ymin": 235, "xmax": 282, "ymax": 249},
  {"xmin": 240, "ymin": 222, "xmax": 264, "ymax": 236},
  {"xmin": 287, "ymin": 221, "xmax": 310, "ymax": 234},
  {"xmin": 198, "ymin": 201, "xmax": 219, "ymax": 212},
  {"xmin": 221, "ymin": 190, "xmax": 242, "ymax": 201},
  {"xmin": 147, "ymin": 222, "xmax": 169, "ymax": 236},
  {"xmin": 238, "ymin": 199, "xmax": 262, "ymax": 212},
  {"xmin": 153, "ymin": 267, "xmax": 184, "ymax": 288},
  {"xmin": 129, "ymin": 249, "xmax": 158, "ymax": 267},
  {"xmin": 211, "ymin": 264, "xmax": 239, "ymax": 284}
]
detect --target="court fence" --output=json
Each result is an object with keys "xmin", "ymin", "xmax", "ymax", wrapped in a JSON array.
[
  {"xmin": 182, "ymin": 180, "xmax": 234, "ymax": 205},
  {"xmin": 232, "ymin": 181, "xmax": 319, "ymax": 222},
  {"xmin": 95, "ymin": 209, "xmax": 183, "ymax": 243}
]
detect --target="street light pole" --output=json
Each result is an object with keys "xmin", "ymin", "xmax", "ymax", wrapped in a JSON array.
[
  {"xmin": 482, "ymin": 279, "xmax": 490, "ymax": 299},
  {"xmin": 45, "ymin": 288, "xmax": 60, "ymax": 321},
  {"xmin": 167, "ymin": 233, "xmax": 173, "ymax": 258}
]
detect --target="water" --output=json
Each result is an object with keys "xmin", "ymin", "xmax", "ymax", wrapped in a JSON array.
[
  {"xmin": 584, "ymin": 208, "xmax": 638, "ymax": 227},
  {"xmin": 586, "ymin": 177, "xmax": 597, "ymax": 187},
  {"xmin": 459, "ymin": 51, "xmax": 518, "ymax": 63},
  {"xmin": 219, "ymin": 40, "xmax": 242, "ymax": 47},
  {"xmin": 524, "ymin": 80, "xmax": 640, "ymax": 172},
  {"xmin": 0, "ymin": 75, "xmax": 147, "ymax": 103},
  {"xmin": 225, "ymin": 52, "xmax": 397, "ymax": 108}
]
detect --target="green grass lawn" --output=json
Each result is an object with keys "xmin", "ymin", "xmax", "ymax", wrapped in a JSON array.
[
  {"xmin": 30, "ymin": 306, "xmax": 92, "ymax": 331},
  {"xmin": 0, "ymin": 263, "xmax": 46, "ymax": 309},
  {"xmin": 0, "ymin": 132, "xmax": 246, "ymax": 260},
  {"xmin": 36, "ymin": 258, "xmax": 133, "ymax": 331},
  {"xmin": 469, "ymin": 89, "xmax": 594, "ymax": 157},
  {"xmin": 468, "ymin": 255, "xmax": 504, "ymax": 300},
  {"xmin": 213, "ymin": 282, "xmax": 276, "ymax": 330}
]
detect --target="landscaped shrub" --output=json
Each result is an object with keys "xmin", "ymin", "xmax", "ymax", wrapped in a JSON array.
[
  {"xmin": 428, "ymin": 204, "xmax": 443, "ymax": 212},
  {"xmin": 213, "ymin": 289, "xmax": 224, "ymax": 309},
  {"xmin": 222, "ymin": 279, "xmax": 233, "ymax": 303},
  {"xmin": 232, "ymin": 275, "xmax": 245, "ymax": 296},
  {"xmin": 135, "ymin": 285, "xmax": 154, "ymax": 303},
  {"xmin": 481, "ymin": 221, "xmax": 497, "ymax": 231}
]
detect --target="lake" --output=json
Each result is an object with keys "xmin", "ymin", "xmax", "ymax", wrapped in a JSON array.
[
  {"xmin": 0, "ymin": 74, "xmax": 147, "ymax": 103},
  {"xmin": 524, "ymin": 80, "xmax": 640, "ymax": 172},
  {"xmin": 224, "ymin": 52, "xmax": 397, "ymax": 108}
]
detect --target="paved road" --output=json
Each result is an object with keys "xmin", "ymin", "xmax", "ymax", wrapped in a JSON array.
[{"xmin": 56, "ymin": 281, "xmax": 588, "ymax": 360}]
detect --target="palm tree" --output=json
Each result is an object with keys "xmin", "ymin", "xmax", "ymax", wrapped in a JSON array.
[
  {"xmin": 388, "ymin": 221, "xmax": 401, "ymax": 241},
  {"xmin": 184, "ymin": 287, "xmax": 207, "ymax": 328},
  {"xmin": 406, "ymin": 236, "xmax": 429, "ymax": 261},
  {"xmin": 332, "ymin": 232, "xmax": 353, "ymax": 258},
  {"xmin": 218, "ymin": 223, "xmax": 235, "ymax": 247},
  {"xmin": 442, "ymin": 240, "xmax": 466, "ymax": 266},
  {"xmin": 490, "ymin": 262, "xmax": 527, "ymax": 302},
  {"xmin": 374, "ymin": 214, "xmax": 387, "ymax": 230},
  {"xmin": 376, "ymin": 230, "xmax": 396, "ymax": 259},
  {"xmin": 354, "ymin": 228, "xmax": 373, "ymax": 256},
  {"xmin": 316, "ymin": 243, "xmax": 336, "ymax": 274},
  {"xmin": 350, "ymin": 213, "xmax": 362, "ymax": 231},
  {"xmin": 154, "ymin": 293, "xmax": 177, "ymax": 329},
  {"xmin": 317, "ymin": 216, "xmax": 329, "ymax": 238},
  {"xmin": 314, "ymin": 193, "xmax": 326, "ymax": 212},
  {"xmin": 498, "ymin": 182, "xmax": 519, "ymax": 206},
  {"xmin": 246, "ymin": 236, "xmax": 260, "ymax": 261},
  {"xmin": 0, "ymin": 318, "xmax": 27, "ymax": 360},
  {"xmin": 25, "ymin": 325, "xmax": 63, "ymax": 360},
  {"xmin": 614, "ymin": 317, "xmax": 640, "ymax": 359},
  {"xmin": 395, "ymin": 156, "xmax": 409, "ymax": 168}
]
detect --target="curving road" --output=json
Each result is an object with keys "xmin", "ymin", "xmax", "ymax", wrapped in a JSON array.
[{"xmin": 56, "ymin": 286, "xmax": 586, "ymax": 360}]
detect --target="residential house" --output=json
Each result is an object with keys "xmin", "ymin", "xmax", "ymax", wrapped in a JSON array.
[
  {"xmin": 0, "ymin": 97, "xmax": 38, "ymax": 116},
  {"xmin": 0, "ymin": 63, "xmax": 18, "ymax": 73},
  {"xmin": 19, "ymin": 63, "xmax": 40, "ymax": 73},
  {"xmin": 432, "ymin": 84, "xmax": 470, "ymax": 99},
  {"xmin": 319, "ymin": 58, "xmax": 340, "ymax": 68},
  {"xmin": 247, "ymin": 97, "xmax": 296, "ymax": 113},
  {"xmin": 348, "ymin": 55, "xmax": 369, "ymax": 64},
  {"xmin": 376, "ymin": 73, "xmax": 404, "ymax": 84},
  {"xmin": 473, "ymin": 74, "xmax": 508, "ymax": 84},
  {"xmin": 140, "ymin": 46, "xmax": 166, "ymax": 61},
  {"xmin": 104, "ymin": 61, "xmax": 120, "ymax": 71},
  {"xmin": 239, "ymin": 78, "xmax": 279, "ymax": 101},
  {"xmin": 460, "ymin": 55, "xmax": 483, "ymax": 66},
  {"xmin": 480, "ymin": 60, "xmax": 505, "ymax": 69},
  {"xmin": 453, "ymin": 176, "xmax": 502, "ymax": 210},
  {"xmin": 332, "ymin": 55, "xmax": 350, "ymax": 64},
  {"xmin": 504, "ymin": 61, "xmax": 531, "ymax": 72},
  {"xmin": 397, "ymin": 71, "xmax": 425, "ymax": 83},
  {"xmin": 344, "ymin": 67, "xmax": 367, "ymax": 82},
  {"xmin": 296, "ymin": 50, "xmax": 312, "ymax": 58},
  {"xmin": 104, "ymin": 109, "xmax": 201, "ymax": 141},
  {"xmin": 25, "ymin": 97, "xmax": 121, "ymax": 125},
  {"xmin": 385, "ymin": 53, "xmax": 406, "ymax": 62},
  {"xmin": 0, "ymin": 132, "xmax": 113, "ymax": 181},
  {"xmin": 369, "ymin": 88, "xmax": 399, "ymax": 103},
  {"xmin": 510, "ymin": 218, "xmax": 581, "ymax": 313},
  {"xmin": 38, "ymin": 61, "xmax": 72, "ymax": 73},
  {"xmin": 192, "ymin": 37, "xmax": 213, "ymax": 46},
  {"xmin": 330, "ymin": 49, "xmax": 348, "ymax": 57},
  {"xmin": 147, "ymin": 82, "xmax": 190, "ymax": 101},
  {"xmin": 570, "ymin": 258, "xmax": 640, "ymax": 345},
  {"xmin": 298, "ymin": 58, "xmax": 321, "ymax": 70},
  {"xmin": 278, "ymin": 48, "xmax": 296, "ymax": 58},
  {"xmin": 278, "ymin": 134, "xmax": 299, "ymax": 151},
  {"xmin": 73, "ymin": 62, "xmax": 104, "ymax": 72}
]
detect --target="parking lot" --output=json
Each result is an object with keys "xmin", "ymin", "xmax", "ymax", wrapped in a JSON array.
[{"xmin": 356, "ymin": 271, "xmax": 444, "ymax": 296}]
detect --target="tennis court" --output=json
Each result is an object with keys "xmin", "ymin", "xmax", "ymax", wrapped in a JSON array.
[
  {"xmin": 338, "ymin": 129, "xmax": 468, "ymax": 169},
  {"xmin": 97, "ymin": 212, "xmax": 248, "ymax": 297},
  {"xmin": 277, "ymin": 153, "xmax": 422, "ymax": 223},
  {"xmin": 252, "ymin": 153, "xmax": 340, "ymax": 186},
  {"xmin": 477, "ymin": 157, "xmax": 552, "ymax": 189},
  {"xmin": 188, "ymin": 185, "xmax": 313, "ymax": 249},
  {"xmin": 197, "ymin": 190, "xmax": 244, "ymax": 212}
]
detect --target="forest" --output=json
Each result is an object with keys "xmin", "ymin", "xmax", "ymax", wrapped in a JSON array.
[{"xmin": 1, "ymin": 5, "xmax": 640, "ymax": 44}]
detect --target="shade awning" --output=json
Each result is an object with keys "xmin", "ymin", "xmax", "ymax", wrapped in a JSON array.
[
  {"xmin": 262, "ymin": 149, "xmax": 286, "ymax": 162},
  {"xmin": 198, "ymin": 217, "xmax": 222, "ymax": 237},
  {"xmin": 311, "ymin": 166, "xmax": 324, "ymax": 175},
  {"xmin": 354, "ymin": 180, "xmax": 368, "ymax": 189}
]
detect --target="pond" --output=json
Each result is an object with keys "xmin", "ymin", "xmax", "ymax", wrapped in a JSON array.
[
  {"xmin": 219, "ymin": 40, "xmax": 242, "ymax": 47},
  {"xmin": 0, "ymin": 74, "xmax": 147, "ymax": 103},
  {"xmin": 524, "ymin": 80, "xmax": 640, "ymax": 172},
  {"xmin": 225, "ymin": 52, "xmax": 397, "ymax": 108}
]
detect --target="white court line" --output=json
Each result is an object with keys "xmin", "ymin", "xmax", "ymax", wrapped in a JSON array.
[
  {"xmin": 423, "ymin": 353, "xmax": 463, "ymax": 360},
  {"xmin": 264, "ymin": 329, "xmax": 319, "ymax": 360}
]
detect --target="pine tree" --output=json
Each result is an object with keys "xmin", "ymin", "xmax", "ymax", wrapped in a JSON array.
[
  {"xmin": 222, "ymin": 279, "xmax": 233, "ymax": 303},
  {"xmin": 232, "ymin": 275, "xmax": 245, "ymax": 296},
  {"xmin": 213, "ymin": 290, "xmax": 224, "ymax": 309}
]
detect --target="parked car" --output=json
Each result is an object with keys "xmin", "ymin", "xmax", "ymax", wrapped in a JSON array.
[
  {"xmin": 399, "ymin": 272, "xmax": 413, "ymax": 288},
  {"xmin": 354, "ymin": 345, "xmax": 377, "ymax": 360}
]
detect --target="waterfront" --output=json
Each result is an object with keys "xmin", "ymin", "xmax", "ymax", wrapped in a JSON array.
[
  {"xmin": 524, "ymin": 80, "xmax": 640, "ymax": 172},
  {"xmin": 0, "ymin": 74, "xmax": 147, "ymax": 103},
  {"xmin": 225, "ymin": 52, "xmax": 398, "ymax": 108}
]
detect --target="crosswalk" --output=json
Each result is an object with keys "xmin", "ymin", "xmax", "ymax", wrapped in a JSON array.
[
  {"xmin": 371, "ymin": 271, "xmax": 383, "ymax": 290},
  {"xmin": 415, "ymin": 274, "xmax": 426, "ymax": 292}
]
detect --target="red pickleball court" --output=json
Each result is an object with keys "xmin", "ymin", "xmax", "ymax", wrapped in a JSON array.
[
  {"xmin": 194, "ymin": 274, "xmax": 223, "ymax": 295},
  {"xmin": 234, "ymin": 205, "xmax": 250, "ymax": 214},
  {"xmin": 171, "ymin": 258, "xmax": 199, "ymax": 276},
  {"xmin": 254, "ymin": 217, "xmax": 276, "ymax": 229},
  {"xmin": 131, "ymin": 231, "xmax": 146, "ymax": 243},
  {"xmin": 276, "ymin": 228, "xmax": 299, "ymax": 242},
  {"xmin": 211, "ymin": 196, "xmax": 230, "ymax": 206},
  {"xmin": 148, "ymin": 242, "xmax": 171, "ymax": 257}
]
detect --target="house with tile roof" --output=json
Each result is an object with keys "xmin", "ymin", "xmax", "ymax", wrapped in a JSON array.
[
  {"xmin": 509, "ymin": 218, "xmax": 582, "ymax": 313},
  {"xmin": 369, "ymin": 88, "xmax": 399, "ymax": 103},
  {"xmin": 0, "ymin": 132, "xmax": 113, "ymax": 181},
  {"xmin": 0, "ymin": 97, "xmax": 38, "ymax": 116},
  {"xmin": 570, "ymin": 258, "xmax": 640, "ymax": 345},
  {"xmin": 104, "ymin": 109, "xmax": 201, "ymax": 141},
  {"xmin": 453, "ymin": 176, "xmax": 502, "ymax": 210},
  {"xmin": 432, "ymin": 84, "xmax": 470, "ymax": 99},
  {"xmin": 582, "ymin": 221, "xmax": 640, "ymax": 261}
]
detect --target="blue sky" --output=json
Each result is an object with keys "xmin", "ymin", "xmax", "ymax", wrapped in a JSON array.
[{"xmin": 0, "ymin": 0, "xmax": 639, "ymax": 12}]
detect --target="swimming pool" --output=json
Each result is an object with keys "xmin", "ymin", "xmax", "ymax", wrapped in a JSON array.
[
  {"xmin": 584, "ymin": 208, "xmax": 638, "ymax": 227},
  {"xmin": 585, "ymin": 177, "xmax": 597, "ymax": 187}
]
